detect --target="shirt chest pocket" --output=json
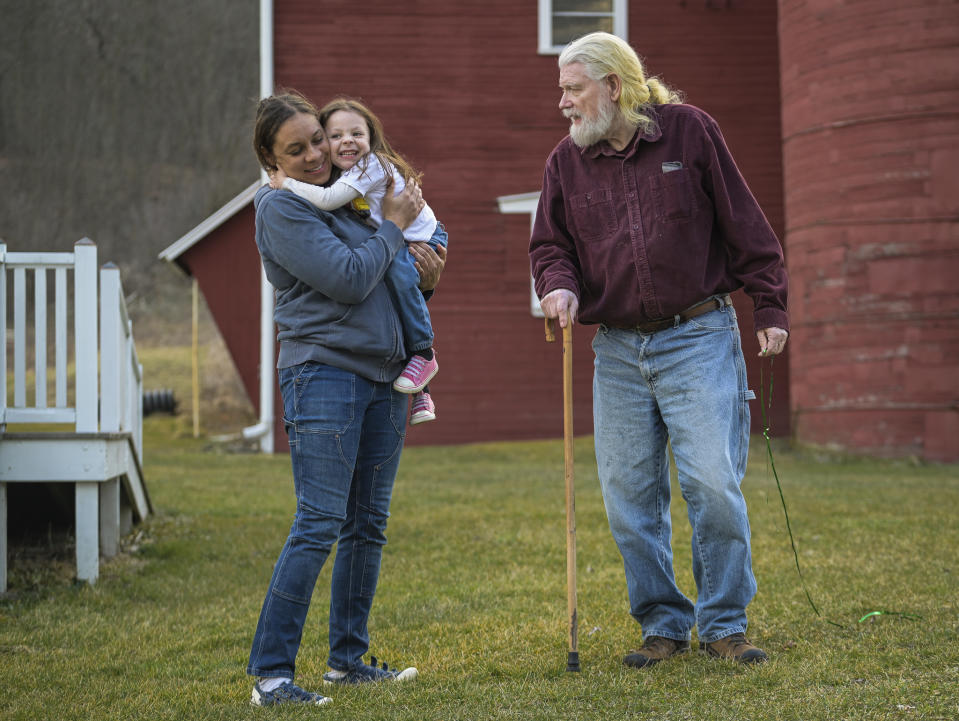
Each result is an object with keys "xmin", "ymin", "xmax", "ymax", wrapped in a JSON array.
[
  {"xmin": 569, "ymin": 188, "xmax": 618, "ymax": 241},
  {"xmin": 649, "ymin": 169, "xmax": 697, "ymax": 222}
]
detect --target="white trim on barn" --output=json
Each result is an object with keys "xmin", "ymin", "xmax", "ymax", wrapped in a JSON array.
[{"xmin": 497, "ymin": 191, "xmax": 545, "ymax": 318}]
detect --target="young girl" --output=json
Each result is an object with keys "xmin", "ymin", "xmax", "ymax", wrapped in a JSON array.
[{"xmin": 270, "ymin": 98, "xmax": 445, "ymax": 425}]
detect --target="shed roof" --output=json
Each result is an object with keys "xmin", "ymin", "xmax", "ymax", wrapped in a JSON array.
[{"xmin": 158, "ymin": 180, "xmax": 260, "ymax": 272}]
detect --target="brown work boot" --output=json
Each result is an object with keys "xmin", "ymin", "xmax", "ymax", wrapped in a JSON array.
[
  {"xmin": 700, "ymin": 632, "xmax": 769, "ymax": 664},
  {"xmin": 623, "ymin": 636, "xmax": 690, "ymax": 668}
]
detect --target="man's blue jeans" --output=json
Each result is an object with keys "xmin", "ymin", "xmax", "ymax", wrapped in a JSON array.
[
  {"xmin": 247, "ymin": 362, "xmax": 407, "ymax": 679},
  {"xmin": 591, "ymin": 300, "xmax": 757, "ymax": 644}
]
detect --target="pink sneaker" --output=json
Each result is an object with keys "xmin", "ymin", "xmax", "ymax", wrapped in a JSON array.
[
  {"xmin": 410, "ymin": 391, "xmax": 436, "ymax": 425},
  {"xmin": 393, "ymin": 353, "xmax": 438, "ymax": 394}
]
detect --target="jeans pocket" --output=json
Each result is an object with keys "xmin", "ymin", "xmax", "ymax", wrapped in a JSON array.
[
  {"xmin": 291, "ymin": 363, "xmax": 356, "ymax": 433},
  {"xmin": 592, "ymin": 325, "xmax": 609, "ymax": 355},
  {"xmin": 687, "ymin": 304, "xmax": 737, "ymax": 332}
]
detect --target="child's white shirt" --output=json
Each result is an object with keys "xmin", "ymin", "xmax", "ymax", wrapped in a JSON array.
[{"xmin": 282, "ymin": 155, "xmax": 437, "ymax": 242}]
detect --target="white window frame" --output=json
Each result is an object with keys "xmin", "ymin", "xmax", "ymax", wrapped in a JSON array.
[
  {"xmin": 497, "ymin": 191, "xmax": 546, "ymax": 317},
  {"xmin": 538, "ymin": 0, "xmax": 628, "ymax": 55}
]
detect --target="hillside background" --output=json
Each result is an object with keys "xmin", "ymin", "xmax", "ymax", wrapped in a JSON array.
[{"xmin": 1, "ymin": 0, "xmax": 260, "ymax": 345}]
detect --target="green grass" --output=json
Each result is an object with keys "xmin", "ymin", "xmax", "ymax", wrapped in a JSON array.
[{"xmin": 2, "ymin": 406, "xmax": 958, "ymax": 719}]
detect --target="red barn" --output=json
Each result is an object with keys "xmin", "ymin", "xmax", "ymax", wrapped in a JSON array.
[{"xmin": 161, "ymin": 0, "xmax": 958, "ymax": 462}]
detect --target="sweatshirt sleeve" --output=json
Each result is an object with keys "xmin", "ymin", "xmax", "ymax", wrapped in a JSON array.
[
  {"xmin": 258, "ymin": 191, "xmax": 404, "ymax": 304},
  {"xmin": 282, "ymin": 176, "xmax": 361, "ymax": 211}
]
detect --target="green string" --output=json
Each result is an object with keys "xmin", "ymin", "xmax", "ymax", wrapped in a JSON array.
[
  {"xmin": 857, "ymin": 610, "xmax": 922, "ymax": 624},
  {"xmin": 759, "ymin": 358, "xmax": 844, "ymax": 629},
  {"xmin": 759, "ymin": 358, "xmax": 923, "ymax": 629}
]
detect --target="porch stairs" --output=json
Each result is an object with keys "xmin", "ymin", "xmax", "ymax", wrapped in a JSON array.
[{"xmin": 0, "ymin": 239, "xmax": 150, "ymax": 591}]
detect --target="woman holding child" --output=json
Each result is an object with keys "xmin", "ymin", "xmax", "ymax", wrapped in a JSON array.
[{"xmin": 246, "ymin": 90, "xmax": 447, "ymax": 707}]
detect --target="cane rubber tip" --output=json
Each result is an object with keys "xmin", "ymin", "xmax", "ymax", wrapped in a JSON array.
[{"xmin": 566, "ymin": 651, "xmax": 581, "ymax": 672}]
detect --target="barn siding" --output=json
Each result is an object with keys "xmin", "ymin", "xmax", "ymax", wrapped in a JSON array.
[{"xmin": 780, "ymin": 0, "xmax": 959, "ymax": 461}]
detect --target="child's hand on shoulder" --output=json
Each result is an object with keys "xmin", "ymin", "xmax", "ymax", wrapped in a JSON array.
[{"xmin": 269, "ymin": 168, "xmax": 288, "ymax": 190}]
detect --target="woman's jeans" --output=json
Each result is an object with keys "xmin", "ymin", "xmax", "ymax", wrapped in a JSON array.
[
  {"xmin": 247, "ymin": 362, "xmax": 407, "ymax": 679},
  {"xmin": 591, "ymin": 301, "xmax": 757, "ymax": 644}
]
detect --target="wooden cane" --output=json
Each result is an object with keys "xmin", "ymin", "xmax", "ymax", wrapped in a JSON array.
[{"xmin": 545, "ymin": 316, "xmax": 580, "ymax": 672}]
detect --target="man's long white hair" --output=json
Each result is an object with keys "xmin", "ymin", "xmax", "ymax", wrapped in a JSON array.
[{"xmin": 559, "ymin": 32, "xmax": 683, "ymax": 135}]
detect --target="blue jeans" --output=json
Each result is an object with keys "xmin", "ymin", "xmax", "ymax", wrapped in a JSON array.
[
  {"xmin": 385, "ymin": 247, "xmax": 433, "ymax": 353},
  {"xmin": 591, "ymin": 299, "xmax": 757, "ymax": 644},
  {"xmin": 247, "ymin": 362, "xmax": 407, "ymax": 679},
  {"xmin": 386, "ymin": 220, "xmax": 448, "ymax": 355}
]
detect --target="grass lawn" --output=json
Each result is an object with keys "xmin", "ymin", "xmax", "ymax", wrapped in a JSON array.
[{"xmin": 2, "ymin": 388, "xmax": 957, "ymax": 719}]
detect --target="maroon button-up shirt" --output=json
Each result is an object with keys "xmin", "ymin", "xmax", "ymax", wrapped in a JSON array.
[{"xmin": 530, "ymin": 103, "xmax": 788, "ymax": 332}]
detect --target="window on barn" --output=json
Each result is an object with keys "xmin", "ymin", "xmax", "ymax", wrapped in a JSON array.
[
  {"xmin": 497, "ymin": 191, "xmax": 546, "ymax": 317},
  {"xmin": 538, "ymin": 0, "xmax": 628, "ymax": 55}
]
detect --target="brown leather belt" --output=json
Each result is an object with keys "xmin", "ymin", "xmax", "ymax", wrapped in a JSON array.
[{"xmin": 631, "ymin": 294, "xmax": 732, "ymax": 334}]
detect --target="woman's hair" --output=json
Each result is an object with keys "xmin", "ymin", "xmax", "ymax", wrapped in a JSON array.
[
  {"xmin": 558, "ymin": 32, "xmax": 683, "ymax": 135},
  {"xmin": 318, "ymin": 97, "xmax": 423, "ymax": 185},
  {"xmin": 253, "ymin": 90, "xmax": 320, "ymax": 171}
]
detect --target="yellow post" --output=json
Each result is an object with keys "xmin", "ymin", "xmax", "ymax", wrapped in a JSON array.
[{"xmin": 192, "ymin": 277, "xmax": 200, "ymax": 438}]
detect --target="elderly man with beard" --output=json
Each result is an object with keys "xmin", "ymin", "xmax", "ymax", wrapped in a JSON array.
[{"xmin": 529, "ymin": 32, "xmax": 789, "ymax": 669}]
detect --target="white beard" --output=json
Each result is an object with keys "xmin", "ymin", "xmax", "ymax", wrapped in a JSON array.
[{"xmin": 565, "ymin": 95, "xmax": 618, "ymax": 148}]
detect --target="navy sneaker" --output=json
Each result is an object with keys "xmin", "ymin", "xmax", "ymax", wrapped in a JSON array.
[
  {"xmin": 250, "ymin": 681, "xmax": 332, "ymax": 706},
  {"xmin": 323, "ymin": 656, "xmax": 418, "ymax": 685}
]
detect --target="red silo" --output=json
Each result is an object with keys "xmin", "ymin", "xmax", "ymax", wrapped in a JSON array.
[{"xmin": 778, "ymin": 0, "xmax": 959, "ymax": 461}]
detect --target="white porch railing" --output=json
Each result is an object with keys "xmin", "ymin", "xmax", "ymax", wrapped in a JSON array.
[{"xmin": 0, "ymin": 239, "xmax": 150, "ymax": 592}]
